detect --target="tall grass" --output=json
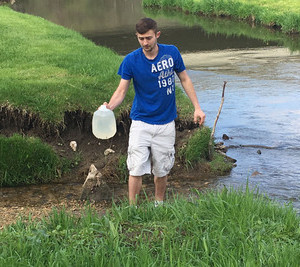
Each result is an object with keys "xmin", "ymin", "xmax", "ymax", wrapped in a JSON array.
[
  {"xmin": 0, "ymin": 134, "xmax": 69, "ymax": 186},
  {"xmin": 143, "ymin": 0, "xmax": 300, "ymax": 33},
  {"xmin": 1, "ymin": 187, "xmax": 299, "ymax": 266},
  {"xmin": 179, "ymin": 127, "xmax": 233, "ymax": 173},
  {"xmin": 180, "ymin": 126, "xmax": 212, "ymax": 165}
]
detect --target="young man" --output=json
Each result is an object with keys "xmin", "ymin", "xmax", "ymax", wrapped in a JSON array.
[{"xmin": 104, "ymin": 18, "xmax": 206, "ymax": 205}]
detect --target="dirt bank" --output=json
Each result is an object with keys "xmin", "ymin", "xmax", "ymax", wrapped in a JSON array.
[{"xmin": 0, "ymin": 106, "xmax": 230, "ymax": 229}]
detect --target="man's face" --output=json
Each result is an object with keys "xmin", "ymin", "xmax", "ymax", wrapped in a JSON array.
[{"xmin": 136, "ymin": 30, "xmax": 160, "ymax": 53}]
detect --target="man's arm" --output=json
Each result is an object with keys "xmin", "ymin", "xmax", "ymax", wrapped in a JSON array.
[
  {"xmin": 177, "ymin": 70, "xmax": 206, "ymax": 125},
  {"xmin": 104, "ymin": 78, "xmax": 131, "ymax": 110}
]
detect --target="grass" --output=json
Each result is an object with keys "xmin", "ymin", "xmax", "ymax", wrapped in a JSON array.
[
  {"xmin": 117, "ymin": 154, "xmax": 129, "ymax": 183},
  {"xmin": 145, "ymin": 6, "xmax": 300, "ymax": 51},
  {"xmin": 0, "ymin": 134, "xmax": 69, "ymax": 186},
  {"xmin": 180, "ymin": 127, "xmax": 212, "ymax": 165},
  {"xmin": 0, "ymin": 6, "xmax": 128, "ymax": 125},
  {"xmin": 0, "ymin": 187, "xmax": 299, "ymax": 266},
  {"xmin": 209, "ymin": 152, "xmax": 234, "ymax": 175},
  {"xmin": 179, "ymin": 127, "xmax": 233, "ymax": 173},
  {"xmin": 0, "ymin": 6, "xmax": 195, "ymax": 126},
  {"xmin": 143, "ymin": 0, "xmax": 300, "ymax": 33}
]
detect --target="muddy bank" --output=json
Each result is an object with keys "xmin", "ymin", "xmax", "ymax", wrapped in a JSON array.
[
  {"xmin": 0, "ymin": 105, "xmax": 233, "ymax": 228},
  {"xmin": 0, "ymin": 104, "xmax": 217, "ymax": 185},
  {"xmin": 0, "ymin": 104, "xmax": 197, "ymax": 137},
  {"xmin": 0, "ymin": 104, "xmax": 209, "ymax": 185}
]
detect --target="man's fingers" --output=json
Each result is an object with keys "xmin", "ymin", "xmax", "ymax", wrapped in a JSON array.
[
  {"xmin": 98, "ymin": 102, "xmax": 109, "ymax": 110},
  {"xmin": 195, "ymin": 116, "xmax": 205, "ymax": 125}
]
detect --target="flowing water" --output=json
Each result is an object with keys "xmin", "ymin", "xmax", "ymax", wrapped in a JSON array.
[
  {"xmin": 183, "ymin": 49, "xmax": 300, "ymax": 211},
  {"xmin": 7, "ymin": 0, "xmax": 300, "ymax": 211}
]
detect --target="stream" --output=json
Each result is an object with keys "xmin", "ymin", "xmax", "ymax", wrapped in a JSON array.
[
  {"xmin": 6, "ymin": 0, "xmax": 300, "ymax": 212},
  {"xmin": 183, "ymin": 48, "xmax": 300, "ymax": 211}
]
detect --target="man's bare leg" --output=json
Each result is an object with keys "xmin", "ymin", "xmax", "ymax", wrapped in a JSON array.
[
  {"xmin": 128, "ymin": 175, "xmax": 142, "ymax": 205},
  {"xmin": 154, "ymin": 175, "xmax": 167, "ymax": 201}
]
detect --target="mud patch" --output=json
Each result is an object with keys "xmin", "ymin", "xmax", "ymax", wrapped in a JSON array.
[{"xmin": 0, "ymin": 106, "xmax": 228, "ymax": 228}]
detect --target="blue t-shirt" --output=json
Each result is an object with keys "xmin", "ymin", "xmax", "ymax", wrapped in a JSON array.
[{"xmin": 118, "ymin": 43, "xmax": 186, "ymax": 124}]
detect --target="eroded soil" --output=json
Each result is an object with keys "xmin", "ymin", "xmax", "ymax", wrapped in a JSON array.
[{"xmin": 0, "ymin": 108, "xmax": 222, "ymax": 229}]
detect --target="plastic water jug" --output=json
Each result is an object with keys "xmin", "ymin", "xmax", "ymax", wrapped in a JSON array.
[{"xmin": 92, "ymin": 105, "xmax": 116, "ymax": 139}]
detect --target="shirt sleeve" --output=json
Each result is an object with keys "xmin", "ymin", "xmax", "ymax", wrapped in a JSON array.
[
  {"xmin": 173, "ymin": 46, "xmax": 186, "ymax": 74},
  {"xmin": 117, "ymin": 55, "xmax": 132, "ymax": 80}
]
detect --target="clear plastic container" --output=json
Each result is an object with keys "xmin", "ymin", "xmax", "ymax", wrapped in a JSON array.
[{"xmin": 92, "ymin": 105, "xmax": 116, "ymax": 139}]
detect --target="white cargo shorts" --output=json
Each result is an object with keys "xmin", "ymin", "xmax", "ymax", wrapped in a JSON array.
[{"xmin": 127, "ymin": 120, "xmax": 175, "ymax": 177}]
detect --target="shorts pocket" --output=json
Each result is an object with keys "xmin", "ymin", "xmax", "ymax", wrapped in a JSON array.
[
  {"xmin": 163, "ymin": 149, "xmax": 175, "ymax": 172},
  {"xmin": 126, "ymin": 146, "xmax": 135, "ymax": 172}
]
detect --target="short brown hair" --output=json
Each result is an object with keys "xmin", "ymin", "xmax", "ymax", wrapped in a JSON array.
[{"xmin": 136, "ymin": 18, "xmax": 158, "ymax": 34}]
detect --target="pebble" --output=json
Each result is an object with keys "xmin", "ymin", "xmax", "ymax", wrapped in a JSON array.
[{"xmin": 104, "ymin": 148, "xmax": 115, "ymax": 156}]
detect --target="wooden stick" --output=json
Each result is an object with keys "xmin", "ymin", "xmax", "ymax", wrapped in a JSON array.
[{"xmin": 208, "ymin": 81, "xmax": 227, "ymax": 160}]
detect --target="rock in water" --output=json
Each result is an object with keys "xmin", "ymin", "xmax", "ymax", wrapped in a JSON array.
[
  {"xmin": 222, "ymin": 134, "xmax": 230, "ymax": 140},
  {"xmin": 80, "ymin": 164, "xmax": 111, "ymax": 201},
  {"xmin": 251, "ymin": 171, "xmax": 262, "ymax": 177}
]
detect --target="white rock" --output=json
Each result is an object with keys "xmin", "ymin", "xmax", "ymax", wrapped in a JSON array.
[
  {"xmin": 104, "ymin": 148, "xmax": 115, "ymax": 156},
  {"xmin": 82, "ymin": 164, "xmax": 102, "ymax": 188},
  {"xmin": 70, "ymin": 141, "xmax": 77, "ymax": 151}
]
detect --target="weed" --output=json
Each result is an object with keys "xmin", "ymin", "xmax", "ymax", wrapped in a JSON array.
[{"xmin": 117, "ymin": 154, "xmax": 129, "ymax": 183}]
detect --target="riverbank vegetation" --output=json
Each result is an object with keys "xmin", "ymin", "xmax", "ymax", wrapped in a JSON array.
[
  {"xmin": 0, "ymin": 134, "xmax": 70, "ymax": 186},
  {"xmin": 1, "ymin": 187, "xmax": 299, "ymax": 266},
  {"xmin": 0, "ymin": 4, "xmax": 234, "ymax": 192},
  {"xmin": 180, "ymin": 127, "xmax": 212, "ymax": 166},
  {"xmin": 145, "ymin": 7, "xmax": 300, "ymax": 51},
  {"xmin": 143, "ymin": 0, "xmax": 300, "ymax": 34},
  {"xmin": 0, "ymin": 6, "xmax": 124, "ymax": 125},
  {"xmin": 179, "ymin": 127, "xmax": 233, "ymax": 175},
  {"xmin": 0, "ymin": 6, "xmax": 195, "ymax": 126}
]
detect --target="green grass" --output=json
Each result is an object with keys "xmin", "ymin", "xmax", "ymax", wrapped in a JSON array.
[
  {"xmin": 145, "ymin": 6, "xmax": 300, "ymax": 51},
  {"xmin": 117, "ymin": 154, "xmax": 129, "ymax": 183},
  {"xmin": 0, "ymin": 6, "xmax": 129, "ymax": 125},
  {"xmin": 179, "ymin": 127, "xmax": 233, "ymax": 173},
  {"xmin": 209, "ymin": 152, "xmax": 234, "ymax": 175},
  {"xmin": 143, "ymin": 0, "xmax": 300, "ymax": 33},
  {"xmin": 180, "ymin": 127, "xmax": 213, "ymax": 165},
  {"xmin": 1, "ymin": 187, "xmax": 299, "ymax": 266},
  {"xmin": 0, "ymin": 6, "xmax": 196, "ymax": 126},
  {"xmin": 0, "ymin": 134, "xmax": 69, "ymax": 186}
]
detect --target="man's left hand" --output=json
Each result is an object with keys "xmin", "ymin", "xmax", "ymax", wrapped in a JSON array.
[{"xmin": 194, "ymin": 108, "xmax": 206, "ymax": 126}]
